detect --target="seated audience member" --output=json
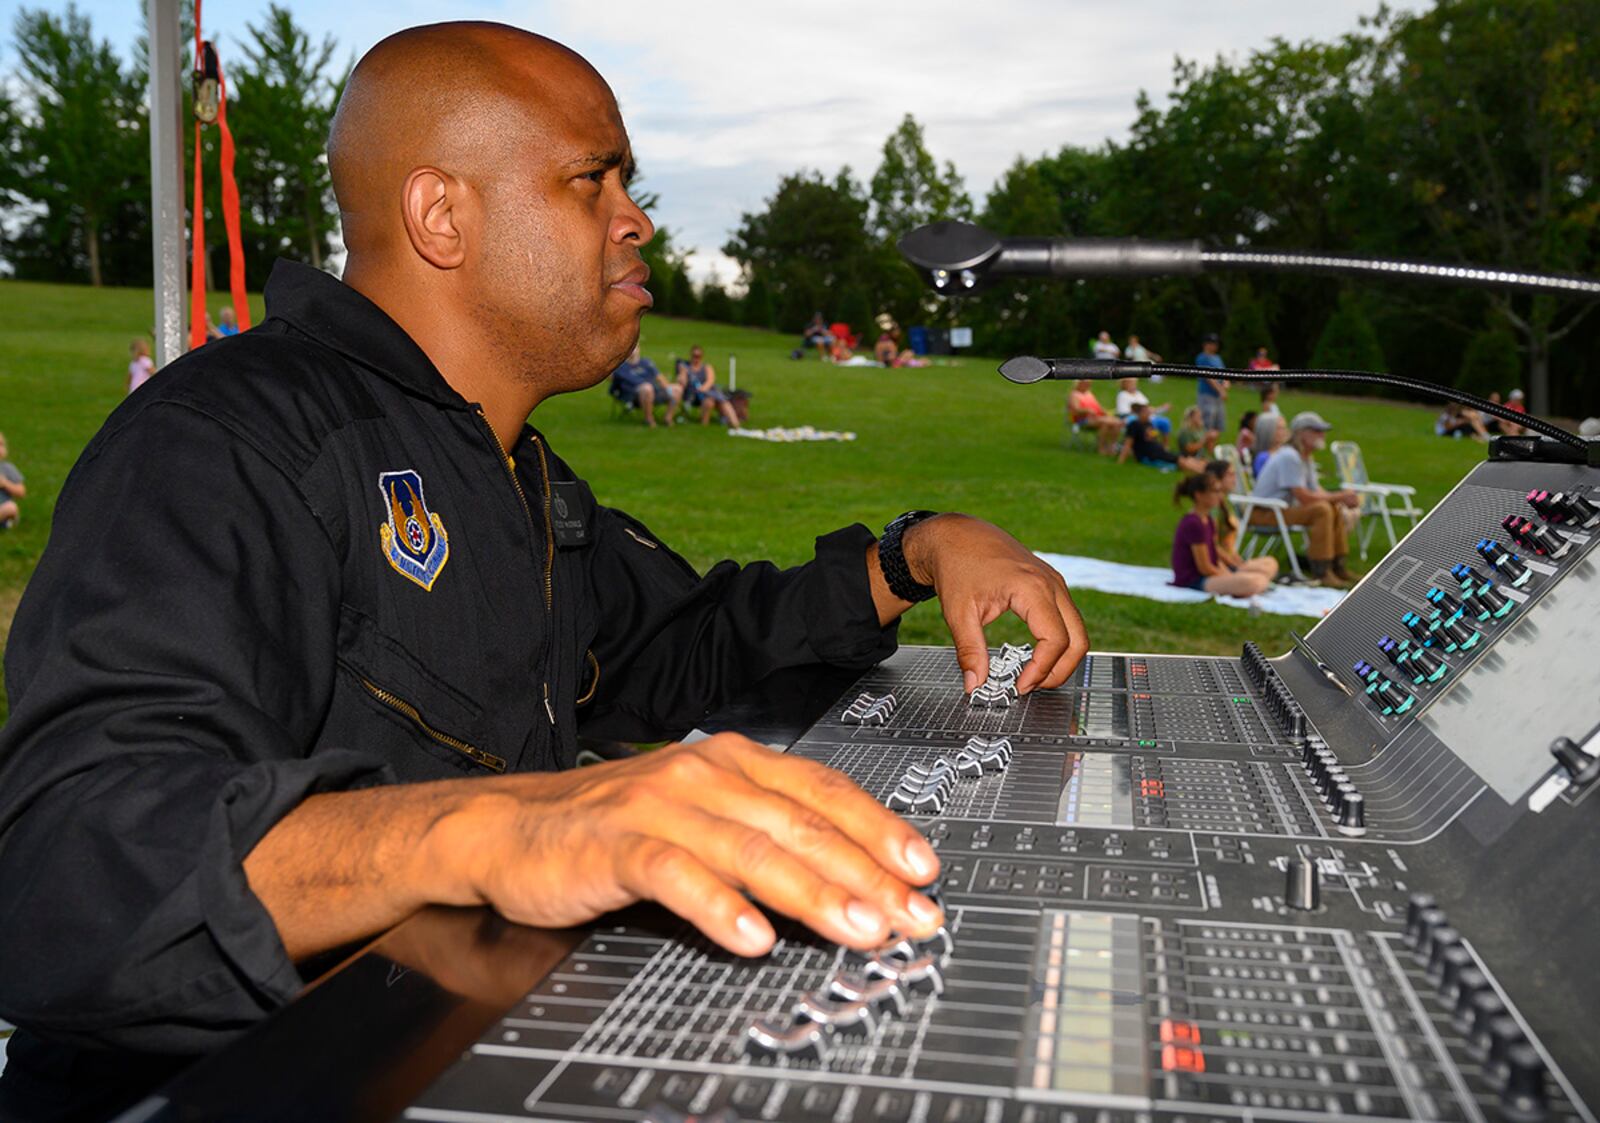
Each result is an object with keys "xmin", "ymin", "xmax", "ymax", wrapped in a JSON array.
[
  {"xmin": 1120, "ymin": 402, "xmax": 1205, "ymax": 473},
  {"xmin": 128, "ymin": 339, "xmax": 156, "ymax": 395},
  {"xmin": 1172, "ymin": 473, "xmax": 1275, "ymax": 598},
  {"xmin": 1092, "ymin": 330, "xmax": 1121, "ymax": 361},
  {"xmin": 874, "ymin": 332, "xmax": 899, "ymax": 366},
  {"xmin": 1236, "ymin": 410, "xmax": 1259, "ymax": 457},
  {"xmin": 1247, "ymin": 346, "xmax": 1278, "ymax": 371},
  {"xmin": 677, "ymin": 345, "xmax": 741, "ymax": 427},
  {"xmin": 801, "ymin": 312, "xmax": 833, "ymax": 360},
  {"xmin": 1259, "ymin": 383, "xmax": 1282, "ymax": 419},
  {"xmin": 1175, "ymin": 405, "xmax": 1218, "ymax": 457},
  {"xmin": 1114, "ymin": 377, "xmax": 1171, "ymax": 435},
  {"xmin": 611, "ymin": 344, "xmax": 679, "ymax": 428},
  {"xmin": 0, "ymin": 431, "xmax": 25, "ymax": 530},
  {"xmin": 1503, "ymin": 388, "xmax": 1527, "ymax": 437},
  {"xmin": 1124, "ymin": 334, "xmax": 1161, "ymax": 364},
  {"xmin": 1069, "ymin": 379, "xmax": 1124, "ymax": 455},
  {"xmin": 1250, "ymin": 411, "xmax": 1360, "ymax": 587},
  {"xmin": 1436, "ymin": 402, "xmax": 1489, "ymax": 440},
  {"xmin": 896, "ymin": 349, "xmax": 929, "ymax": 368},
  {"xmin": 1253, "ymin": 414, "xmax": 1285, "ymax": 479},
  {"xmin": 1202, "ymin": 459, "xmax": 1279, "ymax": 583},
  {"xmin": 215, "ymin": 306, "xmax": 240, "ymax": 337}
]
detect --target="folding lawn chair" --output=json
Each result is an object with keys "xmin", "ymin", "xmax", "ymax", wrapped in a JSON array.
[
  {"xmin": 1216, "ymin": 443, "xmax": 1307, "ymax": 581},
  {"xmin": 1331, "ymin": 440, "xmax": 1423, "ymax": 559}
]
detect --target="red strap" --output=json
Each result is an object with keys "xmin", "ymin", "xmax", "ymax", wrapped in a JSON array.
[
  {"xmin": 216, "ymin": 66, "xmax": 249, "ymax": 330},
  {"xmin": 188, "ymin": 119, "xmax": 208, "ymax": 352},
  {"xmin": 186, "ymin": 0, "xmax": 251, "ymax": 348}
]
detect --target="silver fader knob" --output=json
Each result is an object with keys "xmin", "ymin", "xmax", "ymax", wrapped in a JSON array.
[
  {"xmin": 744, "ymin": 1017, "xmax": 829, "ymax": 1062},
  {"xmin": 910, "ymin": 925, "xmax": 954, "ymax": 963},
  {"xmin": 827, "ymin": 972, "xmax": 908, "ymax": 1018},
  {"xmin": 885, "ymin": 787, "xmax": 945, "ymax": 816},
  {"xmin": 864, "ymin": 949, "xmax": 946, "ymax": 996},
  {"xmin": 968, "ymin": 681, "xmax": 1013, "ymax": 709},
  {"xmin": 793, "ymin": 992, "xmax": 879, "ymax": 1038},
  {"xmin": 951, "ymin": 750, "xmax": 985, "ymax": 777}
]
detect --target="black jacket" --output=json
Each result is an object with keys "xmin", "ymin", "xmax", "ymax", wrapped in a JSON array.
[{"xmin": 0, "ymin": 263, "xmax": 894, "ymax": 1085}]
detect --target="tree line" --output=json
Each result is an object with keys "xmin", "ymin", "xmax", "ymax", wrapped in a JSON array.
[
  {"xmin": 1, "ymin": 0, "xmax": 1595, "ymax": 414},
  {"xmin": 1, "ymin": 3, "xmax": 343, "ymax": 288}
]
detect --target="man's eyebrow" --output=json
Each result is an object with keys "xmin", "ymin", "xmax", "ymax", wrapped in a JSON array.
[{"xmin": 565, "ymin": 149, "xmax": 636, "ymax": 182}]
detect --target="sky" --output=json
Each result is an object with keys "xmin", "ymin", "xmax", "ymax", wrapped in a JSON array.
[{"xmin": 2, "ymin": 0, "xmax": 1414, "ymax": 283}]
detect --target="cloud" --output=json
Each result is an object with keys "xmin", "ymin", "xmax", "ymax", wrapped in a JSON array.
[
  {"xmin": 542, "ymin": 0, "xmax": 1407, "ymax": 282},
  {"xmin": 50, "ymin": 0, "xmax": 1411, "ymax": 284}
]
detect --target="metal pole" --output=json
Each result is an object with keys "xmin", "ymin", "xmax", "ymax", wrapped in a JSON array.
[{"xmin": 148, "ymin": 0, "xmax": 186, "ymax": 368}]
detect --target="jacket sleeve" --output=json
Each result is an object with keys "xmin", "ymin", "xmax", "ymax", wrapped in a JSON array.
[
  {"xmin": 577, "ymin": 506, "xmax": 898, "ymax": 741},
  {"xmin": 0, "ymin": 401, "xmax": 390, "ymax": 1054}
]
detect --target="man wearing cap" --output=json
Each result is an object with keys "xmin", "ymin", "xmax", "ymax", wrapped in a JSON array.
[
  {"xmin": 1249, "ymin": 411, "xmax": 1361, "ymax": 588},
  {"xmin": 1194, "ymin": 333, "xmax": 1228, "ymax": 432}
]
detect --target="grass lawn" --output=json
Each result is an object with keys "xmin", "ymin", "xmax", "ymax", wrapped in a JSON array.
[{"xmin": 0, "ymin": 278, "xmax": 1489, "ymax": 723}]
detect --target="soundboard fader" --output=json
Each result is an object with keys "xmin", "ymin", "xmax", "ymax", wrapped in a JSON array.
[{"xmin": 404, "ymin": 456, "xmax": 1600, "ymax": 1123}]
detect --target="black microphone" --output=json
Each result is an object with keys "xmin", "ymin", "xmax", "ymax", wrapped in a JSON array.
[{"xmin": 901, "ymin": 220, "xmax": 1600, "ymax": 298}]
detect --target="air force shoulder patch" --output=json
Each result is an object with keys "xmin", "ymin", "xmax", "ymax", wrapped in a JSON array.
[{"xmin": 378, "ymin": 470, "xmax": 450, "ymax": 591}]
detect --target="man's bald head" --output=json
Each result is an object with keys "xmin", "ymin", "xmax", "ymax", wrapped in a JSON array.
[
  {"xmin": 330, "ymin": 23, "xmax": 610, "ymax": 254},
  {"xmin": 326, "ymin": 22, "xmax": 655, "ymax": 408}
]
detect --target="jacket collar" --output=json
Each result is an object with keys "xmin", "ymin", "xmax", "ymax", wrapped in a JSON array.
[{"xmin": 263, "ymin": 259, "xmax": 472, "ymax": 411}]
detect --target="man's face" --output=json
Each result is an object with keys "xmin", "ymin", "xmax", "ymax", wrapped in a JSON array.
[
  {"xmin": 1204, "ymin": 341, "xmax": 1218, "ymax": 354},
  {"xmin": 469, "ymin": 64, "xmax": 655, "ymax": 394}
]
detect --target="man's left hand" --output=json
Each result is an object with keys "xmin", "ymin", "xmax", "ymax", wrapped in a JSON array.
[{"xmin": 870, "ymin": 514, "xmax": 1089, "ymax": 696}]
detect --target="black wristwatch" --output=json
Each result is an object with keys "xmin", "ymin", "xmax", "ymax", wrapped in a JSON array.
[{"xmin": 879, "ymin": 510, "xmax": 939, "ymax": 603}]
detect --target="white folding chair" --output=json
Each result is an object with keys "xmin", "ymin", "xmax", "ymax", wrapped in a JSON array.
[
  {"xmin": 1331, "ymin": 440, "xmax": 1423, "ymax": 558},
  {"xmin": 1216, "ymin": 444, "xmax": 1306, "ymax": 580}
]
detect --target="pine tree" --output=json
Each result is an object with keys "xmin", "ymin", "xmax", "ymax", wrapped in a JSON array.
[{"xmin": 1311, "ymin": 292, "xmax": 1386, "ymax": 373}]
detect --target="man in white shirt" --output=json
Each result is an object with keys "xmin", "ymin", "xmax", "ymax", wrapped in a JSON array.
[
  {"xmin": 1092, "ymin": 331, "xmax": 1121, "ymax": 361},
  {"xmin": 1114, "ymin": 377, "xmax": 1171, "ymax": 435},
  {"xmin": 1250, "ymin": 411, "xmax": 1361, "ymax": 587}
]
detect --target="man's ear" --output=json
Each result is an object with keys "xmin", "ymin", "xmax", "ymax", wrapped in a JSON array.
[{"xmin": 400, "ymin": 167, "xmax": 469, "ymax": 270}]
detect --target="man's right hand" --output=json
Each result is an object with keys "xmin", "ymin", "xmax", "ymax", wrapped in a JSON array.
[{"xmin": 404, "ymin": 735, "xmax": 943, "ymax": 958}]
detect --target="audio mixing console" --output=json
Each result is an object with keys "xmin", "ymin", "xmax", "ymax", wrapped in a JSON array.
[{"xmin": 123, "ymin": 454, "xmax": 1600, "ymax": 1123}]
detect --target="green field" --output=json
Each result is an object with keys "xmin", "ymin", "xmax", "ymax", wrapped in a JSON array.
[{"xmin": 0, "ymin": 278, "xmax": 1489, "ymax": 722}]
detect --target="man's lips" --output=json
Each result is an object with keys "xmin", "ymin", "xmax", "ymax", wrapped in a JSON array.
[{"xmin": 609, "ymin": 267, "xmax": 653, "ymax": 306}]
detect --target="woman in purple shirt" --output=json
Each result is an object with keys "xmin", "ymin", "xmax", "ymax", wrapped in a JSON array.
[{"xmin": 1170, "ymin": 474, "xmax": 1274, "ymax": 597}]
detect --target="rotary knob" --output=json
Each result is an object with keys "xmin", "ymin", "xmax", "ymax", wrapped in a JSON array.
[
  {"xmin": 1450, "ymin": 966, "xmax": 1490, "ymax": 1032},
  {"xmin": 1550, "ymin": 737, "xmax": 1600, "ymax": 785},
  {"xmin": 1500, "ymin": 1042, "xmax": 1550, "ymax": 1122},
  {"xmin": 1337, "ymin": 792, "xmax": 1366, "ymax": 836},
  {"xmin": 1467, "ymin": 990, "xmax": 1509, "ymax": 1060}
]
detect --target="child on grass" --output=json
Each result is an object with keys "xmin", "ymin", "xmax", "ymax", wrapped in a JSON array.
[{"xmin": 1170, "ymin": 472, "xmax": 1274, "ymax": 598}]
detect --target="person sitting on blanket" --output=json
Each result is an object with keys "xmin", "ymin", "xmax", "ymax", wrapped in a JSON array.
[
  {"xmin": 611, "ymin": 344, "xmax": 680, "ymax": 427},
  {"xmin": 1202, "ymin": 459, "xmax": 1279, "ymax": 584},
  {"xmin": 1119, "ymin": 401, "xmax": 1205, "ymax": 473},
  {"xmin": 1171, "ymin": 473, "xmax": 1274, "ymax": 598},
  {"xmin": 674, "ymin": 345, "xmax": 741, "ymax": 427}
]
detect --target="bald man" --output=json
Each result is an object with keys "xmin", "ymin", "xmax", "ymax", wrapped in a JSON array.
[{"xmin": 0, "ymin": 23, "xmax": 1087, "ymax": 1118}]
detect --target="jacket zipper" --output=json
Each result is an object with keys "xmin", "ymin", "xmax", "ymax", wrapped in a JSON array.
[
  {"xmin": 360, "ymin": 678, "xmax": 506, "ymax": 773},
  {"xmin": 478, "ymin": 410, "xmax": 558, "ymax": 726}
]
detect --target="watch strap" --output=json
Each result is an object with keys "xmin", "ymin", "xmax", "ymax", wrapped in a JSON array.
[{"xmin": 880, "ymin": 510, "xmax": 938, "ymax": 603}]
